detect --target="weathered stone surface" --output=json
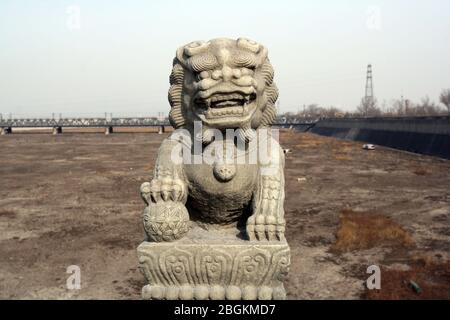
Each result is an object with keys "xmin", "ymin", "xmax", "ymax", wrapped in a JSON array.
[{"xmin": 137, "ymin": 38, "xmax": 290, "ymax": 300}]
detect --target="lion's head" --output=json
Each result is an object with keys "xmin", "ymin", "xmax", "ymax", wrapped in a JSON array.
[{"xmin": 168, "ymin": 38, "xmax": 278, "ymax": 136}]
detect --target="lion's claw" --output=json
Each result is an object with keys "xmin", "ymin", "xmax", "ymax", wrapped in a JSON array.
[
  {"xmin": 140, "ymin": 175, "xmax": 186, "ymax": 205},
  {"xmin": 246, "ymin": 214, "xmax": 285, "ymax": 241}
]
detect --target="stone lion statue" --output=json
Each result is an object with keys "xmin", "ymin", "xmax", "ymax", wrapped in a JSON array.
[{"xmin": 140, "ymin": 37, "xmax": 285, "ymax": 242}]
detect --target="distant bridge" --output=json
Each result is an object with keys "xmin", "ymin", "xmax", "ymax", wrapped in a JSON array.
[
  {"xmin": 0, "ymin": 116, "xmax": 317, "ymax": 134},
  {"xmin": 0, "ymin": 117, "xmax": 169, "ymax": 128},
  {"xmin": 0, "ymin": 117, "xmax": 170, "ymax": 134}
]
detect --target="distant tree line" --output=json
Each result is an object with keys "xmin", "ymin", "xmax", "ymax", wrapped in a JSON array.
[{"xmin": 279, "ymin": 88, "xmax": 450, "ymax": 121}]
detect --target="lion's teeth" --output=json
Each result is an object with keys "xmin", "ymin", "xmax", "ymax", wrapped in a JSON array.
[{"xmin": 205, "ymin": 105, "xmax": 249, "ymax": 118}]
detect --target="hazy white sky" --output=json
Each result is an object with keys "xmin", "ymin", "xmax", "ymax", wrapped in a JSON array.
[{"xmin": 0, "ymin": 0, "xmax": 449, "ymax": 117}]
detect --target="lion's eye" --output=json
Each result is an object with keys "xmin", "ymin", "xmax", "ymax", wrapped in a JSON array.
[
  {"xmin": 199, "ymin": 71, "xmax": 210, "ymax": 80},
  {"xmin": 246, "ymin": 66, "xmax": 256, "ymax": 74},
  {"xmin": 195, "ymin": 71, "xmax": 209, "ymax": 81},
  {"xmin": 241, "ymin": 67, "xmax": 255, "ymax": 76}
]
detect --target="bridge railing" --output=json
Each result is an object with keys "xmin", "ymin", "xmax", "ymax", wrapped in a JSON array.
[{"xmin": 0, "ymin": 117, "xmax": 171, "ymax": 127}]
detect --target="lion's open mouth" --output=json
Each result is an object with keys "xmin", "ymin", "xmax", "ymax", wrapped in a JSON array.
[
  {"xmin": 195, "ymin": 92, "xmax": 256, "ymax": 119},
  {"xmin": 209, "ymin": 93, "xmax": 255, "ymax": 108}
]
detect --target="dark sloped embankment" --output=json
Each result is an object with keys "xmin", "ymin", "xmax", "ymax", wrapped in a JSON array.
[{"xmin": 310, "ymin": 116, "xmax": 450, "ymax": 159}]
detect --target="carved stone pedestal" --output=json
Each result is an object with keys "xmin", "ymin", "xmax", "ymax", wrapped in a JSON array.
[{"xmin": 137, "ymin": 227, "xmax": 290, "ymax": 300}]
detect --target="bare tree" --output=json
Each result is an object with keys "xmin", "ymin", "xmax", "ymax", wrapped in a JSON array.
[
  {"xmin": 322, "ymin": 106, "xmax": 343, "ymax": 118},
  {"xmin": 305, "ymin": 104, "xmax": 322, "ymax": 117},
  {"xmin": 357, "ymin": 97, "xmax": 381, "ymax": 117},
  {"xmin": 391, "ymin": 98, "xmax": 405, "ymax": 116},
  {"xmin": 413, "ymin": 96, "xmax": 442, "ymax": 116},
  {"xmin": 278, "ymin": 104, "xmax": 346, "ymax": 121},
  {"xmin": 440, "ymin": 89, "xmax": 450, "ymax": 115}
]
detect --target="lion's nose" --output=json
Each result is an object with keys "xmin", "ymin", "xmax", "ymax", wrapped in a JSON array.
[{"xmin": 221, "ymin": 66, "xmax": 233, "ymax": 81}]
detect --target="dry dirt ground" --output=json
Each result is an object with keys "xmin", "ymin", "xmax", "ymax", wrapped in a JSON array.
[{"xmin": 0, "ymin": 130, "xmax": 449, "ymax": 299}]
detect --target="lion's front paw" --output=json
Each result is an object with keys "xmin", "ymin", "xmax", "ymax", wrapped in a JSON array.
[
  {"xmin": 246, "ymin": 214, "xmax": 285, "ymax": 241},
  {"xmin": 140, "ymin": 175, "xmax": 187, "ymax": 205}
]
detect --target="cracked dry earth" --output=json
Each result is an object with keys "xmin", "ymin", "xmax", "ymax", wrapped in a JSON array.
[{"xmin": 0, "ymin": 130, "xmax": 449, "ymax": 299}]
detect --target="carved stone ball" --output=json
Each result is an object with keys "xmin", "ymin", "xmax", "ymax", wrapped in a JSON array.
[{"xmin": 143, "ymin": 201, "xmax": 190, "ymax": 242}]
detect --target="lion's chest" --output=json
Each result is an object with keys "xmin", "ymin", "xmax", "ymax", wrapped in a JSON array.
[{"xmin": 184, "ymin": 163, "xmax": 258, "ymax": 224}]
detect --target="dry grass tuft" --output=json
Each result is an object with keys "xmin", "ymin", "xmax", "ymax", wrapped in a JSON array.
[
  {"xmin": 333, "ymin": 154, "xmax": 351, "ymax": 161},
  {"xmin": 362, "ymin": 258, "xmax": 450, "ymax": 299},
  {"xmin": 412, "ymin": 167, "xmax": 430, "ymax": 176},
  {"xmin": 331, "ymin": 209, "xmax": 414, "ymax": 253},
  {"xmin": 0, "ymin": 210, "xmax": 16, "ymax": 219}
]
